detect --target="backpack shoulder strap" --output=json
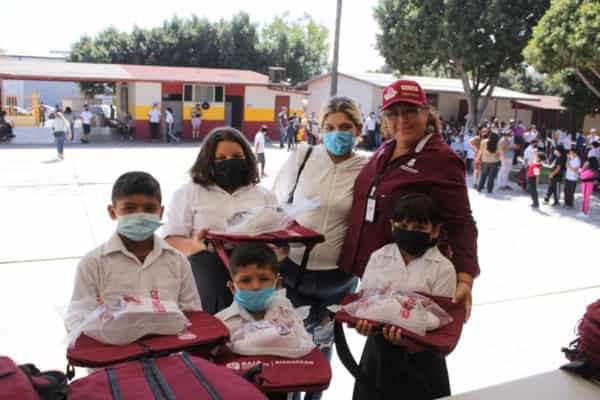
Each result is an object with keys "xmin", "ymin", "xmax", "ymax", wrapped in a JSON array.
[
  {"xmin": 287, "ymin": 146, "xmax": 313, "ymax": 204},
  {"xmin": 180, "ymin": 353, "xmax": 223, "ymax": 400}
]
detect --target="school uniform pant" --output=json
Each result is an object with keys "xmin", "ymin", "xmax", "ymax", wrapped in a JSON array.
[
  {"xmin": 353, "ymin": 335, "xmax": 450, "ymax": 400},
  {"xmin": 279, "ymin": 127, "xmax": 287, "ymax": 147},
  {"xmin": 187, "ymin": 250, "xmax": 233, "ymax": 315},
  {"xmin": 478, "ymin": 161, "xmax": 500, "ymax": 193},
  {"xmin": 279, "ymin": 258, "xmax": 358, "ymax": 400},
  {"xmin": 581, "ymin": 181, "xmax": 594, "ymax": 214},
  {"xmin": 149, "ymin": 122, "xmax": 160, "ymax": 140},
  {"xmin": 545, "ymin": 175, "xmax": 562, "ymax": 204},
  {"xmin": 564, "ymin": 180, "xmax": 577, "ymax": 207},
  {"xmin": 497, "ymin": 158, "xmax": 512, "ymax": 188},
  {"xmin": 528, "ymin": 176, "xmax": 539, "ymax": 207}
]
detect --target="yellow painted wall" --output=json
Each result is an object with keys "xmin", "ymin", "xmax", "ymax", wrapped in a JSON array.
[
  {"xmin": 245, "ymin": 108, "xmax": 275, "ymax": 122},
  {"xmin": 134, "ymin": 105, "xmax": 153, "ymax": 120},
  {"xmin": 183, "ymin": 104, "xmax": 225, "ymax": 121}
]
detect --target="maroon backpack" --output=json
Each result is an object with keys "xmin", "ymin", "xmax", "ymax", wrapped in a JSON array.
[
  {"xmin": 68, "ymin": 352, "xmax": 267, "ymax": 400},
  {"xmin": 213, "ymin": 347, "xmax": 331, "ymax": 394},
  {"xmin": 0, "ymin": 356, "xmax": 68, "ymax": 400},
  {"xmin": 563, "ymin": 298, "xmax": 600, "ymax": 378},
  {"xmin": 67, "ymin": 311, "xmax": 229, "ymax": 374}
]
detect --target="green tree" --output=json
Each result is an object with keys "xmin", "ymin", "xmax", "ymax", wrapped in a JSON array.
[
  {"xmin": 524, "ymin": 0, "xmax": 600, "ymax": 98},
  {"xmin": 374, "ymin": 0, "xmax": 550, "ymax": 127},
  {"xmin": 68, "ymin": 12, "xmax": 329, "ymax": 89},
  {"xmin": 497, "ymin": 65, "xmax": 557, "ymax": 95}
]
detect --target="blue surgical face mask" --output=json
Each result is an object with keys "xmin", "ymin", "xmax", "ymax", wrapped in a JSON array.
[
  {"xmin": 234, "ymin": 285, "xmax": 276, "ymax": 313},
  {"xmin": 117, "ymin": 213, "xmax": 162, "ymax": 242},
  {"xmin": 323, "ymin": 131, "xmax": 355, "ymax": 156}
]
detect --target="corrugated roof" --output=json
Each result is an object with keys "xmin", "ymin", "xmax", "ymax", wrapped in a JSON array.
[
  {"xmin": 513, "ymin": 95, "xmax": 566, "ymax": 111},
  {"xmin": 0, "ymin": 60, "xmax": 270, "ymax": 85},
  {"xmin": 308, "ymin": 72, "xmax": 539, "ymax": 101}
]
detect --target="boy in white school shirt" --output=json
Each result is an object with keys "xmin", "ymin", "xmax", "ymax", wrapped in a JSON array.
[{"xmin": 65, "ymin": 171, "xmax": 202, "ymax": 335}]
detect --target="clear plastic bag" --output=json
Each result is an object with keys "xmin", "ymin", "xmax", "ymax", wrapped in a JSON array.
[
  {"xmin": 222, "ymin": 206, "xmax": 294, "ymax": 235},
  {"xmin": 66, "ymin": 295, "xmax": 190, "ymax": 347},
  {"xmin": 228, "ymin": 304, "xmax": 315, "ymax": 358},
  {"xmin": 332, "ymin": 289, "xmax": 453, "ymax": 336}
]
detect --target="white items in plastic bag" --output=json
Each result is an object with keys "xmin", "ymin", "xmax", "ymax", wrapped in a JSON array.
[
  {"xmin": 67, "ymin": 295, "xmax": 190, "ymax": 346},
  {"xmin": 222, "ymin": 206, "xmax": 294, "ymax": 235},
  {"xmin": 333, "ymin": 289, "xmax": 453, "ymax": 336},
  {"xmin": 221, "ymin": 293, "xmax": 315, "ymax": 358}
]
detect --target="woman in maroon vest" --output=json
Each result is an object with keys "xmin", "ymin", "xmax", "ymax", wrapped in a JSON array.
[
  {"xmin": 338, "ymin": 80, "xmax": 479, "ymax": 398},
  {"xmin": 339, "ymin": 79, "xmax": 479, "ymax": 317}
]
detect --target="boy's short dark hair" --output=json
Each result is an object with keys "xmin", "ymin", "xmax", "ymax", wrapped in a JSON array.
[
  {"xmin": 592, "ymin": 141, "xmax": 599, "ymax": 148},
  {"xmin": 111, "ymin": 171, "xmax": 162, "ymax": 204},
  {"xmin": 537, "ymin": 153, "xmax": 547, "ymax": 162},
  {"xmin": 229, "ymin": 243, "xmax": 278, "ymax": 277},
  {"xmin": 391, "ymin": 193, "xmax": 442, "ymax": 226}
]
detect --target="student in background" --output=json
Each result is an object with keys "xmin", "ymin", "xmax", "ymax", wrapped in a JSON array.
[
  {"xmin": 527, "ymin": 152, "xmax": 545, "ymax": 209},
  {"xmin": 254, "ymin": 125, "xmax": 268, "ymax": 178},
  {"xmin": 564, "ymin": 147, "xmax": 581, "ymax": 209}
]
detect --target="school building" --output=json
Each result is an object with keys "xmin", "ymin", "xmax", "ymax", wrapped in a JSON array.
[
  {"xmin": 304, "ymin": 72, "xmax": 598, "ymax": 132},
  {"xmin": 0, "ymin": 60, "xmax": 308, "ymax": 140}
]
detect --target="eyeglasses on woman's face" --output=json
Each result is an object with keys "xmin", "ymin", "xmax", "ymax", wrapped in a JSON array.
[{"xmin": 383, "ymin": 105, "xmax": 427, "ymax": 120}]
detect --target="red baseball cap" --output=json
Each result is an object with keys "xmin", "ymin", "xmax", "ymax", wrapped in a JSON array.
[{"xmin": 382, "ymin": 79, "xmax": 427, "ymax": 110}]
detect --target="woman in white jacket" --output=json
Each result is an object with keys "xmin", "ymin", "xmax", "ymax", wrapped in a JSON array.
[{"xmin": 272, "ymin": 96, "xmax": 368, "ymax": 400}]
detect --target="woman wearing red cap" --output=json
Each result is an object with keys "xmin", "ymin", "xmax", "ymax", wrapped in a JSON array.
[{"xmin": 338, "ymin": 79, "xmax": 479, "ymax": 398}]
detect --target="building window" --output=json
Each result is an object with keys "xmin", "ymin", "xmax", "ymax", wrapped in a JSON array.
[{"xmin": 183, "ymin": 84, "xmax": 225, "ymax": 103}]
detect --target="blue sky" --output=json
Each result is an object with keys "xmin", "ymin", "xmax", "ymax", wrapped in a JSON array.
[{"xmin": 1, "ymin": 0, "xmax": 384, "ymax": 73}]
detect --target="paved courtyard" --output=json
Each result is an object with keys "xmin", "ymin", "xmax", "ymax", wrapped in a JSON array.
[{"xmin": 1, "ymin": 134, "xmax": 599, "ymax": 398}]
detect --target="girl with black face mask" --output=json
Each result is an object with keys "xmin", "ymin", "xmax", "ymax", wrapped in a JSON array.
[
  {"xmin": 160, "ymin": 127, "xmax": 278, "ymax": 314},
  {"xmin": 353, "ymin": 193, "xmax": 457, "ymax": 400}
]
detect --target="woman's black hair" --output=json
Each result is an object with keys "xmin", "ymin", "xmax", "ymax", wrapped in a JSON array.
[
  {"xmin": 391, "ymin": 193, "xmax": 442, "ymax": 226},
  {"xmin": 588, "ymin": 156, "xmax": 599, "ymax": 171},
  {"xmin": 486, "ymin": 131, "xmax": 500, "ymax": 153},
  {"xmin": 190, "ymin": 127, "xmax": 259, "ymax": 187}
]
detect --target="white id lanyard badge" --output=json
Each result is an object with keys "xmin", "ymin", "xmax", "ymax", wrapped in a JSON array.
[{"xmin": 365, "ymin": 187, "xmax": 377, "ymax": 223}]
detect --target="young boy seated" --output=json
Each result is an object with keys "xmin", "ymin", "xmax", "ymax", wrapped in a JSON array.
[
  {"xmin": 215, "ymin": 243, "xmax": 314, "ymax": 358},
  {"xmin": 65, "ymin": 171, "xmax": 202, "ymax": 340},
  {"xmin": 353, "ymin": 193, "xmax": 457, "ymax": 400}
]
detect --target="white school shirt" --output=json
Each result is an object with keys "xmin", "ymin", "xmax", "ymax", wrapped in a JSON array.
[
  {"xmin": 161, "ymin": 182, "xmax": 278, "ymax": 238},
  {"xmin": 216, "ymin": 290, "xmax": 304, "ymax": 340},
  {"xmin": 566, "ymin": 156, "xmax": 581, "ymax": 181},
  {"xmin": 523, "ymin": 145, "xmax": 537, "ymax": 167},
  {"xmin": 80, "ymin": 110, "xmax": 93, "ymax": 125},
  {"xmin": 272, "ymin": 144, "xmax": 367, "ymax": 270},
  {"xmin": 365, "ymin": 116, "xmax": 377, "ymax": 131},
  {"xmin": 65, "ymin": 233, "xmax": 202, "ymax": 333},
  {"xmin": 164, "ymin": 110, "xmax": 174, "ymax": 124},
  {"xmin": 52, "ymin": 117, "xmax": 69, "ymax": 132},
  {"xmin": 148, "ymin": 108, "xmax": 162, "ymax": 123},
  {"xmin": 254, "ymin": 132, "xmax": 266, "ymax": 154},
  {"xmin": 360, "ymin": 244, "xmax": 457, "ymax": 298}
]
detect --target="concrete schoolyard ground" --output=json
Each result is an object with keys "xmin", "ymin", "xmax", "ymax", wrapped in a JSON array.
[{"xmin": 1, "ymin": 133, "xmax": 599, "ymax": 398}]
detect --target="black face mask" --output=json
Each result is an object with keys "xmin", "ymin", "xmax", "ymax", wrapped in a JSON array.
[
  {"xmin": 213, "ymin": 158, "xmax": 249, "ymax": 191},
  {"xmin": 391, "ymin": 228, "xmax": 436, "ymax": 257}
]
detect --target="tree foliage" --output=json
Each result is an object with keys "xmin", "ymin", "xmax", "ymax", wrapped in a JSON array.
[
  {"xmin": 374, "ymin": 0, "xmax": 549, "ymax": 126},
  {"xmin": 524, "ymin": 0, "xmax": 600, "ymax": 98},
  {"xmin": 69, "ymin": 12, "xmax": 329, "ymax": 95}
]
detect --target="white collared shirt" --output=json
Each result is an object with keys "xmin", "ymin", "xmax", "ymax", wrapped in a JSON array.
[
  {"xmin": 273, "ymin": 144, "xmax": 368, "ymax": 270},
  {"xmin": 161, "ymin": 182, "xmax": 278, "ymax": 238},
  {"xmin": 215, "ymin": 289, "xmax": 307, "ymax": 341},
  {"xmin": 65, "ymin": 233, "xmax": 202, "ymax": 332},
  {"xmin": 366, "ymin": 116, "xmax": 377, "ymax": 131},
  {"xmin": 254, "ymin": 132, "xmax": 266, "ymax": 154},
  {"xmin": 80, "ymin": 110, "xmax": 93, "ymax": 125},
  {"xmin": 566, "ymin": 156, "xmax": 581, "ymax": 181},
  {"xmin": 148, "ymin": 108, "xmax": 161, "ymax": 123},
  {"xmin": 523, "ymin": 144, "xmax": 537, "ymax": 167},
  {"xmin": 360, "ymin": 244, "xmax": 456, "ymax": 298}
]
